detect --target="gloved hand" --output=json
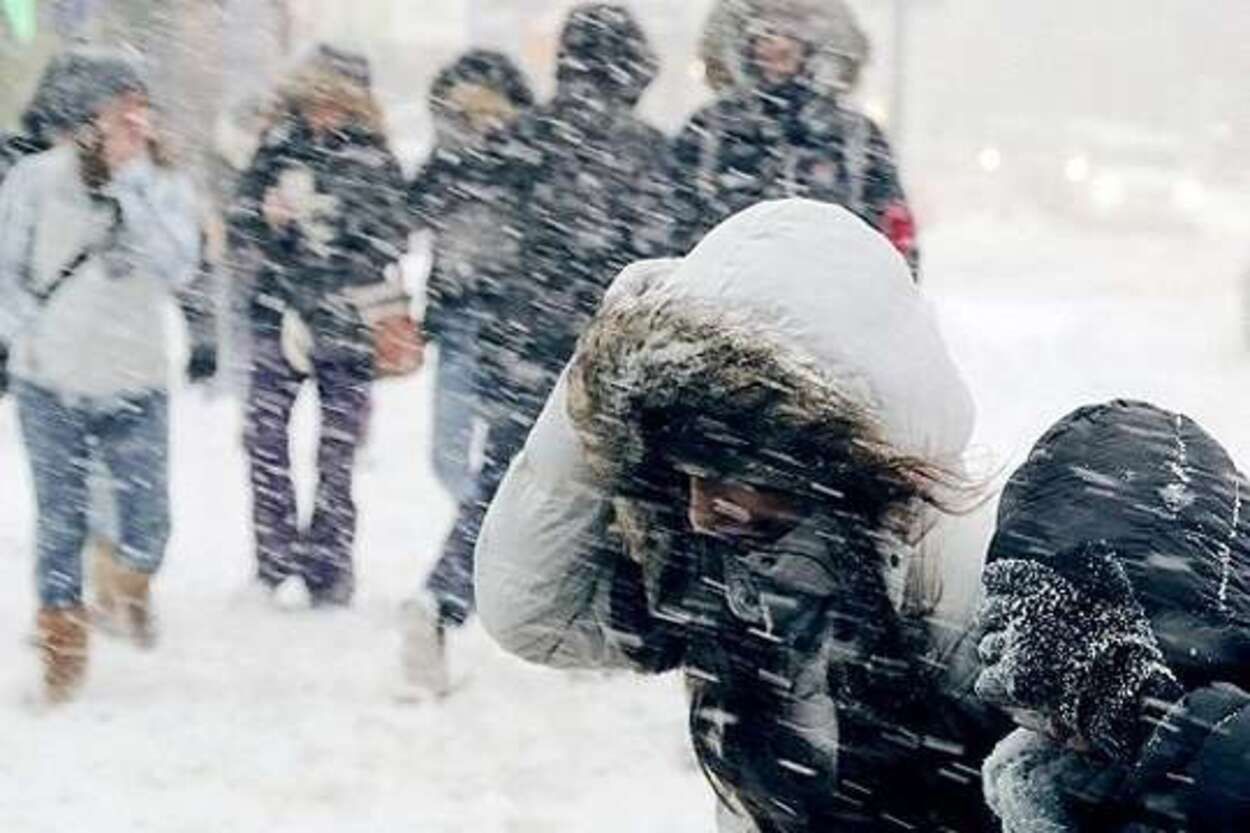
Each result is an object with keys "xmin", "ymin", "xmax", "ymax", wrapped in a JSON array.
[
  {"xmin": 186, "ymin": 344, "xmax": 218, "ymax": 384},
  {"xmin": 975, "ymin": 546, "xmax": 1183, "ymax": 761}
]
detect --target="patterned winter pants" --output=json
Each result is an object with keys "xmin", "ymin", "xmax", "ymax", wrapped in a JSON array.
[{"xmin": 244, "ymin": 334, "xmax": 371, "ymax": 602}]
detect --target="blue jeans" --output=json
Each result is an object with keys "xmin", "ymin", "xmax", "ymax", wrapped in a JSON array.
[
  {"xmin": 426, "ymin": 406, "xmax": 536, "ymax": 627},
  {"xmin": 16, "ymin": 383, "xmax": 171, "ymax": 609},
  {"xmin": 431, "ymin": 340, "xmax": 479, "ymax": 502}
]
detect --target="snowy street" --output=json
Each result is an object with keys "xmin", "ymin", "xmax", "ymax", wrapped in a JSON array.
[{"xmin": 2, "ymin": 213, "xmax": 1246, "ymax": 831}]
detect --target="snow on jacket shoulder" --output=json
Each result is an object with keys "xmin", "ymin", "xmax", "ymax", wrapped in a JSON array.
[{"xmin": 477, "ymin": 200, "xmax": 976, "ymax": 667}]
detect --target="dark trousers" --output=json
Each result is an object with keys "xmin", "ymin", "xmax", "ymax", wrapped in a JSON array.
[
  {"xmin": 244, "ymin": 334, "xmax": 371, "ymax": 602},
  {"xmin": 425, "ymin": 408, "xmax": 537, "ymax": 626}
]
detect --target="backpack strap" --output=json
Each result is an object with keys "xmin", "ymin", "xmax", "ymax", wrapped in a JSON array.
[{"xmin": 26, "ymin": 194, "xmax": 122, "ymax": 305}]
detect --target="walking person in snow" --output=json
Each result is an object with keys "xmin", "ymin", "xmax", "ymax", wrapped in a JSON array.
[
  {"xmin": 230, "ymin": 46, "xmax": 411, "ymax": 607},
  {"xmin": 976, "ymin": 401, "xmax": 1250, "ymax": 832},
  {"xmin": 674, "ymin": 0, "xmax": 919, "ymax": 275},
  {"xmin": 475, "ymin": 200, "xmax": 1010, "ymax": 830},
  {"xmin": 402, "ymin": 4, "xmax": 673, "ymax": 696},
  {"xmin": 407, "ymin": 49, "xmax": 534, "ymax": 504},
  {"xmin": 2, "ymin": 53, "xmax": 219, "ymax": 647},
  {"xmin": 0, "ymin": 51, "xmax": 201, "ymax": 703}
]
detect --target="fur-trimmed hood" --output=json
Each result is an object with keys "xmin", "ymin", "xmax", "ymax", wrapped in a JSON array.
[
  {"xmin": 569, "ymin": 199, "xmax": 973, "ymax": 479},
  {"xmin": 429, "ymin": 49, "xmax": 534, "ymax": 146},
  {"xmin": 567, "ymin": 200, "xmax": 975, "ymax": 613},
  {"xmin": 700, "ymin": 0, "xmax": 870, "ymax": 94}
]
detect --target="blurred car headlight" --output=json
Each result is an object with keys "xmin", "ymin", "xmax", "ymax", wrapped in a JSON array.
[
  {"xmin": 1090, "ymin": 173, "xmax": 1125, "ymax": 212},
  {"xmin": 978, "ymin": 146, "xmax": 1002, "ymax": 174}
]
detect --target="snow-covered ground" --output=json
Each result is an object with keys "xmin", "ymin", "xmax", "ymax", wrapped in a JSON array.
[{"xmin": 1, "ymin": 212, "xmax": 1248, "ymax": 831}]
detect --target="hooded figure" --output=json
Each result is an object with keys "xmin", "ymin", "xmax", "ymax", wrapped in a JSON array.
[
  {"xmin": 470, "ymin": 1, "xmax": 671, "ymax": 416},
  {"xmin": 699, "ymin": 0, "xmax": 870, "ymax": 95},
  {"xmin": 229, "ymin": 46, "xmax": 410, "ymax": 605},
  {"xmin": 408, "ymin": 50, "xmax": 534, "ymax": 501},
  {"xmin": 404, "ymin": 5, "xmax": 674, "ymax": 692},
  {"xmin": 476, "ymin": 200, "xmax": 1007, "ymax": 831},
  {"xmin": 674, "ymin": 0, "xmax": 917, "ymax": 275},
  {"xmin": 0, "ymin": 49, "xmax": 200, "ymax": 702},
  {"xmin": 977, "ymin": 401, "xmax": 1250, "ymax": 832}
]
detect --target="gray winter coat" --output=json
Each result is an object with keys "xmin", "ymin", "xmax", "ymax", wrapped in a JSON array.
[
  {"xmin": 0, "ymin": 145, "xmax": 200, "ymax": 398},
  {"xmin": 476, "ymin": 200, "xmax": 1003, "ymax": 831}
]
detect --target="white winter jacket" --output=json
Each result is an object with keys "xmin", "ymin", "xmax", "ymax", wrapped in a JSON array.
[
  {"xmin": 476, "ymin": 200, "xmax": 990, "ymax": 828},
  {"xmin": 0, "ymin": 145, "xmax": 200, "ymax": 399}
]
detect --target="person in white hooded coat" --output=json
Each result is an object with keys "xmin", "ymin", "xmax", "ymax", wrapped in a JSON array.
[{"xmin": 475, "ymin": 200, "xmax": 1007, "ymax": 831}]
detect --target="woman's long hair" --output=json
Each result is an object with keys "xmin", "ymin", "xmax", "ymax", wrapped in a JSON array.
[
  {"xmin": 276, "ymin": 52, "xmax": 387, "ymax": 139},
  {"xmin": 74, "ymin": 104, "xmax": 177, "ymax": 194}
]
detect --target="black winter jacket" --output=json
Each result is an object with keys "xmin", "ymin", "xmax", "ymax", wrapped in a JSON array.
[
  {"xmin": 230, "ymin": 115, "xmax": 409, "ymax": 352},
  {"xmin": 409, "ymin": 50, "xmax": 533, "ymax": 350},
  {"xmin": 673, "ymin": 84, "xmax": 916, "ymax": 275},
  {"xmin": 461, "ymin": 4, "xmax": 674, "ymax": 415},
  {"xmin": 987, "ymin": 400, "xmax": 1250, "ymax": 831}
]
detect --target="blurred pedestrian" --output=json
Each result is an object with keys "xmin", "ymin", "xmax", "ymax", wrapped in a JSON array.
[
  {"xmin": 230, "ymin": 45, "xmax": 412, "ymax": 607},
  {"xmin": 977, "ymin": 401, "xmax": 1250, "ymax": 832},
  {"xmin": 675, "ymin": 0, "xmax": 919, "ymax": 275},
  {"xmin": 408, "ymin": 49, "xmax": 534, "ymax": 503},
  {"xmin": 698, "ymin": 0, "xmax": 869, "ymax": 96},
  {"xmin": 402, "ymin": 3, "xmax": 672, "ymax": 697},
  {"xmin": 475, "ymin": 200, "xmax": 1006, "ymax": 830},
  {"xmin": 0, "ymin": 50, "xmax": 201, "ymax": 703},
  {"xmin": 2, "ymin": 52, "xmax": 104, "ymax": 399}
]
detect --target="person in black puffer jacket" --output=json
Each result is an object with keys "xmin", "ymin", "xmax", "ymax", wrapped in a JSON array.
[
  {"xmin": 409, "ymin": 49, "xmax": 534, "ymax": 503},
  {"xmin": 401, "ymin": 4, "xmax": 675, "ymax": 698},
  {"xmin": 229, "ymin": 45, "xmax": 410, "ymax": 606},
  {"xmin": 977, "ymin": 400, "xmax": 1250, "ymax": 832},
  {"xmin": 674, "ymin": 0, "xmax": 919, "ymax": 276}
]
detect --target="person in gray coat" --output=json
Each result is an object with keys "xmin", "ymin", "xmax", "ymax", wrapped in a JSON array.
[
  {"xmin": 474, "ymin": 200, "xmax": 1007, "ymax": 831},
  {"xmin": 0, "ymin": 51, "xmax": 201, "ymax": 703}
]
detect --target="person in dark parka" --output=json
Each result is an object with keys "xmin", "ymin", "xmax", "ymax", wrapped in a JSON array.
[
  {"xmin": 977, "ymin": 400, "xmax": 1250, "ymax": 832},
  {"xmin": 229, "ymin": 46, "xmax": 410, "ymax": 605},
  {"xmin": 409, "ymin": 49, "xmax": 534, "ymax": 502},
  {"xmin": 674, "ymin": 0, "xmax": 918, "ymax": 275},
  {"xmin": 402, "ymin": 3, "xmax": 674, "ymax": 697}
]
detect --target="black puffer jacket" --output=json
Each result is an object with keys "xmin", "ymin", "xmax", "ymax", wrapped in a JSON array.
[
  {"xmin": 469, "ymin": 3, "xmax": 674, "ymax": 415},
  {"xmin": 673, "ymin": 0, "xmax": 917, "ymax": 275},
  {"xmin": 986, "ymin": 400, "xmax": 1250, "ymax": 831},
  {"xmin": 409, "ymin": 50, "xmax": 533, "ymax": 349},
  {"xmin": 231, "ymin": 115, "xmax": 409, "ymax": 352}
]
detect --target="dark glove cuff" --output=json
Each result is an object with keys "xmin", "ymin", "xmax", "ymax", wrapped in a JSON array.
[{"xmin": 1080, "ymin": 641, "xmax": 1183, "ymax": 762}]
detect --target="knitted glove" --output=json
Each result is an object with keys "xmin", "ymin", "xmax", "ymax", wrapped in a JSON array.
[
  {"xmin": 976, "ymin": 547, "xmax": 1183, "ymax": 761},
  {"xmin": 186, "ymin": 344, "xmax": 218, "ymax": 384}
]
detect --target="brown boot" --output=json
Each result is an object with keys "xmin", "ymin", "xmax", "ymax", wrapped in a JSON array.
[
  {"xmin": 112, "ymin": 565, "xmax": 157, "ymax": 649},
  {"xmin": 37, "ymin": 608, "xmax": 88, "ymax": 704},
  {"xmin": 90, "ymin": 537, "xmax": 120, "ymax": 623}
]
